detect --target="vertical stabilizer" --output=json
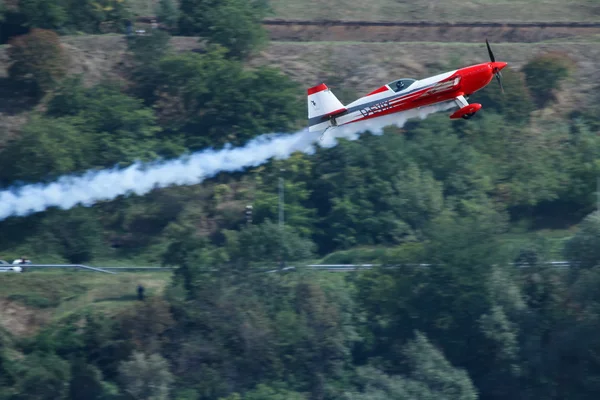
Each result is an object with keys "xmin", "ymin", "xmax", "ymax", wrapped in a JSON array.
[{"xmin": 307, "ymin": 83, "xmax": 347, "ymax": 132}]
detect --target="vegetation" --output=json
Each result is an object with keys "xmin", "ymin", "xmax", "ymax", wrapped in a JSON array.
[
  {"xmin": 7, "ymin": 28, "xmax": 68, "ymax": 96},
  {"xmin": 267, "ymin": 0, "xmax": 600, "ymax": 22},
  {"xmin": 1, "ymin": 0, "xmax": 600, "ymax": 399}
]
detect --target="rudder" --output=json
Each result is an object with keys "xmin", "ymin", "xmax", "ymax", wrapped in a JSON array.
[{"xmin": 307, "ymin": 83, "xmax": 347, "ymax": 132}]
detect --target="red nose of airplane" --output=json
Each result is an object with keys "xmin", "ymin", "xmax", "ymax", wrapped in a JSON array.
[{"xmin": 492, "ymin": 61, "xmax": 507, "ymax": 72}]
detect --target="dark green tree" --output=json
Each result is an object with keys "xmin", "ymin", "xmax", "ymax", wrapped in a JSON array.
[
  {"xmin": 8, "ymin": 28, "xmax": 68, "ymax": 96},
  {"xmin": 564, "ymin": 211, "xmax": 600, "ymax": 270},
  {"xmin": 125, "ymin": 29, "xmax": 172, "ymax": 105},
  {"xmin": 469, "ymin": 68, "xmax": 535, "ymax": 123},
  {"xmin": 179, "ymin": 0, "xmax": 270, "ymax": 59},
  {"xmin": 155, "ymin": 0, "xmax": 179, "ymax": 30},
  {"xmin": 224, "ymin": 220, "xmax": 316, "ymax": 267},
  {"xmin": 522, "ymin": 52, "xmax": 574, "ymax": 108},
  {"xmin": 0, "ymin": 115, "xmax": 94, "ymax": 185},
  {"xmin": 37, "ymin": 207, "xmax": 105, "ymax": 264},
  {"xmin": 11, "ymin": 352, "xmax": 71, "ymax": 400},
  {"xmin": 68, "ymin": 359, "xmax": 105, "ymax": 400},
  {"xmin": 154, "ymin": 47, "xmax": 302, "ymax": 149}
]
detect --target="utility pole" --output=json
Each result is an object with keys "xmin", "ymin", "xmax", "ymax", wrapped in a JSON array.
[
  {"xmin": 596, "ymin": 176, "xmax": 600, "ymax": 211},
  {"xmin": 279, "ymin": 169, "xmax": 285, "ymax": 230},
  {"xmin": 278, "ymin": 169, "xmax": 285, "ymax": 270}
]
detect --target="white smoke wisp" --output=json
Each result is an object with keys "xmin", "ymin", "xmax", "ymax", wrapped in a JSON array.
[{"xmin": 0, "ymin": 101, "xmax": 457, "ymax": 221}]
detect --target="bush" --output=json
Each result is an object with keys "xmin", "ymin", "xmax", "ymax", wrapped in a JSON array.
[
  {"xmin": 564, "ymin": 211, "xmax": 600, "ymax": 269},
  {"xmin": 522, "ymin": 52, "xmax": 574, "ymax": 108},
  {"xmin": 179, "ymin": 0, "xmax": 270, "ymax": 59},
  {"xmin": 7, "ymin": 28, "xmax": 68, "ymax": 96}
]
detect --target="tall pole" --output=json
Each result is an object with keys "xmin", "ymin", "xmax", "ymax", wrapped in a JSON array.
[
  {"xmin": 596, "ymin": 176, "xmax": 600, "ymax": 211},
  {"xmin": 279, "ymin": 169, "xmax": 285, "ymax": 270},
  {"xmin": 279, "ymin": 169, "xmax": 285, "ymax": 230}
]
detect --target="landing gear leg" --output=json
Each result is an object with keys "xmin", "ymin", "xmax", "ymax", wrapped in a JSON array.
[{"xmin": 454, "ymin": 95, "xmax": 469, "ymax": 108}]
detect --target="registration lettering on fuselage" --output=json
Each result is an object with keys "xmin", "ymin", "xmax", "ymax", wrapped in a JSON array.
[{"xmin": 359, "ymin": 100, "xmax": 393, "ymax": 117}]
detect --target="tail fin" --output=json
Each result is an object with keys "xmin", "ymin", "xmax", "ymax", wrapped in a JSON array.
[{"xmin": 307, "ymin": 83, "xmax": 347, "ymax": 132}]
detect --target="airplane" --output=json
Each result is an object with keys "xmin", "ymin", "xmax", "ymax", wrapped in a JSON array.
[{"xmin": 307, "ymin": 40, "xmax": 507, "ymax": 137}]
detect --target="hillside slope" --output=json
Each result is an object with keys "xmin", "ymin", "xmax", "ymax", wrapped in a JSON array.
[
  {"xmin": 1, "ymin": 35, "xmax": 597, "ymax": 114},
  {"xmin": 268, "ymin": 0, "xmax": 600, "ymax": 22}
]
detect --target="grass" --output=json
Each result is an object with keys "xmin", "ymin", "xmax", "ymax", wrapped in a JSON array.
[
  {"xmin": 123, "ymin": 0, "xmax": 600, "ymax": 22},
  {"xmin": 0, "ymin": 269, "xmax": 172, "ymax": 328},
  {"xmin": 254, "ymin": 40, "xmax": 600, "ymax": 104},
  {"xmin": 128, "ymin": 0, "xmax": 160, "ymax": 16},
  {"xmin": 268, "ymin": 0, "xmax": 600, "ymax": 22}
]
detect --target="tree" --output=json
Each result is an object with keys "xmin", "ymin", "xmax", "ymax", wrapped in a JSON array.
[
  {"xmin": 178, "ymin": 0, "xmax": 270, "ymax": 59},
  {"xmin": 68, "ymin": 359, "xmax": 105, "ymax": 400},
  {"xmin": 11, "ymin": 352, "xmax": 71, "ymax": 400},
  {"xmin": 564, "ymin": 211, "xmax": 600, "ymax": 270},
  {"xmin": 224, "ymin": 220, "xmax": 316, "ymax": 266},
  {"xmin": 344, "ymin": 332, "xmax": 477, "ymax": 400},
  {"xmin": 17, "ymin": 0, "xmax": 68, "ymax": 31},
  {"xmin": 469, "ymin": 68, "xmax": 534, "ymax": 123},
  {"xmin": 37, "ymin": 207, "xmax": 104, "ymax": 263},
  {"xmin": 0, "ymin": 115, "xmax": 95, "ymax": 185},
  {"xmin": 0, "ymin": 0, "xmax": 6, "ymax": 23},
  {"xmin": 154, "ymin": 48, "xmax": 302, "ymax": 149},
  {"xmin": 155, "ymin": 0, "xmax": 179, "ymax": 30},
  {"xmin": 522, "ymin": 52, "xmax": 574, "ymax": 108},
  {"xmin": 118, "ymin": 352, "xmax": 174, "ymax": 400},
  {"xmin": 126, "ymin": 29, "xmax": 172, "ymax": 105},
  {"xmin": 220, "ymin": 384, "xmax": 307, "ymax": 400},
  {"xmin": 47, "ymin": 80, "xmax": 163, "ymax": 168},
  {"xmin": 8, "ymin": 28, "xmax": 68, "ymax": 95}
]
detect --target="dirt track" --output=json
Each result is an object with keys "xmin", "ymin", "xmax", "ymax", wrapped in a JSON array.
[{"xmin": 263, "ymin": 19, "xmax": 600, "ymax": 43}]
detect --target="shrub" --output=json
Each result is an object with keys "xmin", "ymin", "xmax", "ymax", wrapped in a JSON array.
[
  {"xmin": 522, "ymin": 52, "xmax": 575, "ymax": 108},
  {"xmin": 7, "ymin": 28, "xmax": 68, "ymax": 96}
]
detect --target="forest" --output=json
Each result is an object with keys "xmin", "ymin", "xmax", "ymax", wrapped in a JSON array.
[{"xmin": 1, "ymin": 0, "xmax": 600, "ymax": 399}]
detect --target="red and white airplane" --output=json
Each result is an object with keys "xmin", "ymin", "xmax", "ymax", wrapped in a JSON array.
[{"xmin": 307, "ymin": 40, "xmax": 507, "ymax": 137}]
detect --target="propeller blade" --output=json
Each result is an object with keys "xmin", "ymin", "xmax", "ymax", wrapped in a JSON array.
[
  {"xmin": 495, "ymin": 73, "xmax": 504, "ymax": 94},
  {"xmin": 485, "ymin": 39, "xmax": 495, "ymax": 62}
]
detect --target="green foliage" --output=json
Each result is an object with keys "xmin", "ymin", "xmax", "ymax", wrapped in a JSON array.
[
  {"xmin": 310, "ymin": 132, "xmax": 444, "ymax": 252},
  {"xmin": 564, "ymin": 211, "xmax": 600, "ymax": 269},
  {"xmin": 154, "ymin": 47, "xmax": 303, "ymax": 149},
  {"xmin": 344, "ymin": 332, "xmax": 477, "ymax": 400},
  {"xmin": 11, "ymin": 352, "xmax": 71, "ymax": 400},
  {"xmin": 17, "ymin": 0, "xmax": 131, "ymax": 34},
  {"xmin": 17, "ymin": 0, "xmax": 68, "ymax": 31},
  {"xmin": 118, "ymin": 351, "xmax": 174, "ymax": 400},
  {"xmin": 38, "ymin": 208, "xmax": 104, "ymax": 263},
  {"xmin": 522, "ymin": 52, "xmax": 574, "ymax": 108},
  {"xmin": 69, "ymin": 359, "xmax": 105, "ymax": 400},
  {"xmin": 3, "ymin": 5, "xmax": 600, "ymax": 400},
  {"xmin": 126, "ymin": 29, "xmax": 173, "ymax": 105},
  {"xmin": 155, "ymin": 0, "xmax": 179, "ymax": 30},
  {"xmin": 48, "ymin": 80, "xmax": 163, "ymax": 167},
  {"xmin": 251, "ymin": 155, "xmax": 317, "ymax": 235},
  {"xmin": 0, "ymin": 115, "xmax": 94, "ymax": 184},
  {"xmin": 179, "ymin": 0, "xmax": 270, "ymax": 59},
  {"xmin": 469, "ymin": 68, "xmax": 535, "ymax": 123},
  {"xmin": 7, "ymin": 28, "xmax": 68, "ymax": 95},
  {"xmin": 224, "ymin": 220, "xmax": 316, "ymax": 265},
  {"xmin": 221, "ymin": 384, "xmax": 307, "ymax": 400}
]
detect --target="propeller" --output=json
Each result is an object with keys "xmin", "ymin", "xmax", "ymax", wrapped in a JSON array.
[{"xmin": 486, "ymin": 39, "xmax": 504, "ymax": 93}]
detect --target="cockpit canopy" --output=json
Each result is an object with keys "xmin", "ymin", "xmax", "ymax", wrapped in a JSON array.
[{"xmin": 387, "ymin": 78, "xmax": 417, "ymax": 93}]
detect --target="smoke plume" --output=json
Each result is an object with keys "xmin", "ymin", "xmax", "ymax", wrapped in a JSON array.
[{"xmin": 0, "ymin": 101, "xmax": 456, "ymax": 221}]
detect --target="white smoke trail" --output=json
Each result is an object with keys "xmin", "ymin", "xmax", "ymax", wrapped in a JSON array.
[{"xmin": 0, "ymin": 101, "xmax": 456, "ymax": 221}]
